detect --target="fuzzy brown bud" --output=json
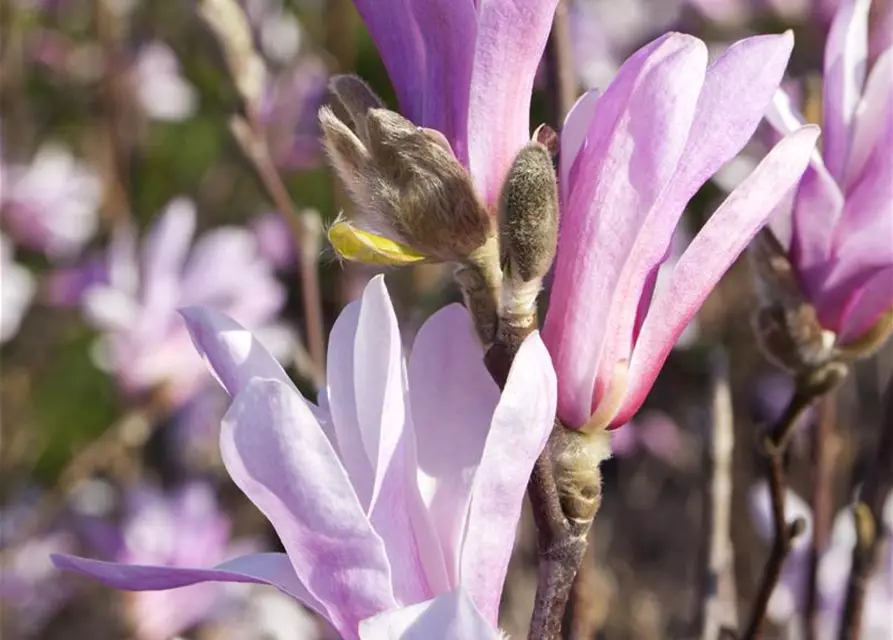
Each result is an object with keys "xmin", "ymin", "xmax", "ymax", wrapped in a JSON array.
[
  {"xmin": 552, "ymin": 426, "xmax": 611, "ymax": 525},
  {"xmin": 748, "ymin": 228, "xmax": 836, "ymax": 373},
  {"xmin": 328, "ymin": 75, "xmax": 384, "ymax": 144},
  {"xmin": 319, "ymin": 106, "xmax": 492, "ymax": 263}
]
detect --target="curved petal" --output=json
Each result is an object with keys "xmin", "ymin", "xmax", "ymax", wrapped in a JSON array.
[
  {"xmin": 178, "ymin": 306, "xmax": 295, "ymax": 397},
  {"xmin": 559, "ymin": 89, "xmax": 600, "ymax": 206},
  {"xmin": 845, "ymin": 48, "xmax": 892, "ymax": 188},
  {"xmin": 460, "ymin": 332, "xmax": 557, "ymax": 624},
  {"xmin": 409, "ymin": 303, "xmax": 498, "ymax": 586},
  {"xmin": 220, "ymin": 377, "xmax": 396, "ymax": 636},
  {"xmin": 326, "ymin": 299, "xmax": 375, "ymax": 509},
  {"xmin": 618, "ymin": 126, "xmax": 819, "ymax": 426},
  {"xmin": 789, "ymin": 163, "xmax": 846, "ymax": 284},
  {"xmin": 837, "ymin": 266, "xmax": 893, "ymax": 344},
  {"xmin": 467, "ymin": 0, "xmax": 560, "ymax": 204},
  {"xmin": 51, "ymin": 552, "xmax": 327, "ymax": 618},
  {"xmin": 597, "ymin": 33, "xmax": 795, "ymax": 415},
  {"xmin": 544, "ymin": 33, "xmax": 707, "ymax": 428},
  {"xmin": 354, "ymin": 276, "xmax": 432, "ymax": 605},
  {"xmin": 358, "ymin": 588, "xmax": 500, "ymax": 640},
  {"xmin": 822, "ymin": 0, "xmax": 871, "ymax": 182}
]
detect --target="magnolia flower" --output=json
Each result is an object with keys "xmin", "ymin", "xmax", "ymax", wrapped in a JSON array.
[
  {"xmin": 0, "ymin": 233, "xmax": 35, "ymax": 343},
  {"xmin": 542, "ymin": 32, "xmax": 819, "ymax": 430},
  {"xmin": 75, "ymin": 483, "xmax": 255, "ymax": 640},
  {"xmin": 764, "ymin": 0, "xmax": 893, "ymax": 348},
  {"xmin": 351, "ymin": 0, "xmax": 558, "ymax": 206},
  {"xmin": 59, "ymin": 198, "xmax": 287, "ymax": 405},
  {"xmin": 53, "ymin": 276, "xmax": 557, "ymax": 639},
  {"xmin": 133, "ymin": 42, "xmax": 198, "ymax": 122},
  {"xmin": 0, "ymin": 143, "xmax": 101, "ymax": 259},
  {"xmin": 749, "ymin": 484, "xmax": 893, "ymax": 639}
]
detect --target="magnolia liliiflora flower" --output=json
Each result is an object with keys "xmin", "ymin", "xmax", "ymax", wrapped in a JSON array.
[
  {"xmin": 53, "ymin": 276, "xmax": 557, "ymax": 639},
  {"xmin": 752, "ymin": 0, "xmax": 893, "ymax": 374},
  {"xmin": 542, "ymin": 31, "xmax": 819, "ymax": 431}
]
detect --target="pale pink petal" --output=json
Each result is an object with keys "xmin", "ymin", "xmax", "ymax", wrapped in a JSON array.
[
  {"xmin": 845, "ymin": 48, "xmax": 892, "ymax": 188},
  {"xmin": 354, "ymin": 275, "xmax": 432, "ymax": 605},
  {"xmin": 178, "ymin": 306, "xmax": 294, "ymax": 396},
  {"xmin": 837, "ymin": 266, "xmax": 893, "ymax": 343},
  {"xmin": 789, "ymin": 163, "xmax": 846, "ymax": 285},
  {"xmin": 559, "ymin": 89, "xmax": 600, "ymax": 205},
  {"xmin": 409, "ymin": 303, "xmax": 498, "ymax": 587},
  {"xmin": 822, "ymin": 0, "xmax": 871, "ymax": 182},
  {"xmin": 467, "ymin": 0, "xmax": 560, "ymax": 204},
  {"xmin": 765, "ymin": 88, "xmax": 807, "ymax": 136},
  {"xmin": 618, "ymin": 126, "xmax": 819, "ymax": 425},
  {"xmin": 460, "ymin": 332, "xmax": 557, "ymax": 624},
  {"xmin": 358, "ymin": 588, "xmax": 500, "ymax": 640},
  {"xmin": 220, "ymin": 377, "xmax": 395, "ymax": 636},
  {"xmin": 544, "ymin": 33, "xmax": 707, "ymax": 428},
  {"xmin": 326, "ymin": 299, "xmax": 375, "ymax": 509},
  {"xmin": 52, "ymin": 552, "xmax": 327, "ymax": 618},
  {"xmin": 140, "ymin": 198, "xmax": 196, "ymax": 312},
  {"xmin": 598, "ymin": 33, "xmax": 795, "ymax": 414}
]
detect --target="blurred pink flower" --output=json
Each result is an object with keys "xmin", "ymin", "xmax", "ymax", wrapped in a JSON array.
[
  {"xmin": 353, "ymin": 0, "xmax": 559, "ymax": 205},
  {"xmin": 1, "ymin": 143, "xmax": 101, "ymax": 259},
  {"xmin": 133, "ymin": 42, "xmax": 197, "ymax": 122},
  {"xmin": 0, "ymin": 233, "xmax": 35, "ymax": 343},
  {"xmin": 53, "ymin": 276, "xmax": 557, "ymax": 639},
  {"xmin": 56, "ymin": 198, "xmax": 287, "ymax": 405},
  {"xmin": 749, "ymin": 484, "xmax": 893, "ymax": 638},
  {"xmin": 542, "ymin": 32, "xmax": 819, "ymax": 430},
  {"xmin": 765, "ymin": 0, "xmax": 893, "ymax": 345}
]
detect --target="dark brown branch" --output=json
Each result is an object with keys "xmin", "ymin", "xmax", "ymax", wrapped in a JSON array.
[
  {"xmin": 740, "ymin": 377, "xmax": 825, "ymax": 640},
  {"xmin": 839, "ymin": 374, "xmax": 893, "ymax": 640},
  {"xmin": 805, "ymin": 392, "xmax": 837, "ymax": 639}
]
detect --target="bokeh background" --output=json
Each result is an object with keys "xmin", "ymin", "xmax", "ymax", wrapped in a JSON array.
[{"xmin": 1, "ymin": 0, "xmax": 891, "ymax": 638}]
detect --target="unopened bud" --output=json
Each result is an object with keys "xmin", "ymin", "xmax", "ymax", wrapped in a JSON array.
[
  {"xmin": 748, "ymin": 229, "xmax": 836, "ymax": 372},
  {"xmin": 320, "ymin": 105, "xmax": 492, "ymax": 264},
  {"xmin": 553, "ymin": 426, "xmax": 611, "ymax": 525},
  {"xmin": 199, "ymin": 0, "xmax": 266, "ymax": 106},
  {"xmin": 328, "ymin": 75, "xmax": 384, "ymax": 144}
]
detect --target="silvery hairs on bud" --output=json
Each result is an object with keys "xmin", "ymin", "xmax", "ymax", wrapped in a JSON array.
[
  {"xmin": 319, "ymin": 104, "xmax": 492, "ymax": 263},
  {"xmin": 328, "ymin": 75, "xmax": 384, "ymax": 143}
]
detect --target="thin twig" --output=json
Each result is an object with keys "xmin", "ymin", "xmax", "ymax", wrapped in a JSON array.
[
  {"xmin": 543, "ymin": 0, "xmax": 576, "ymax": 125},
  {"xmin": 805, "ymin": 392, "xmax": 837, "ymax": 639},
  {"xmin": 839, "ymin": 374, "xmax": 893, "ymax": 640},
  {"xmin": 700, "ymin": 351, "xmax": 739, "ymax": 639},
  {"xmin": 740, "ymin": 378, "xmax": 827, "ymax": 639},
  {"xmin": 231, "ymin": 114, "xmax": 327, "ymax": 385}
]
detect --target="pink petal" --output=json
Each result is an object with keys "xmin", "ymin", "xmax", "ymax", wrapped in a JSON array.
[
  {"xmin": 544, "ymin": 33, "xmax": 707, "ymax": 428},
  {"xmin": 559, "ymin": 90, "xmax": 601, "ymax": 206},
  {"xmin": 408, "ymin": 303, "xmax": 498, "ymax": 587},
  {"xmin": 358, "ymin": 588, "xmax": 500, "ymax": 640},
  {"xmin": 822, "ymin": 0, "xmax": 871, "ymax": 182},
  {"xmin": 618, "ymin": 126, "xmax": 819, "ymax": 426},
  {"xmin": 140, "ymin": 198, "xmax": 196, "ymax": 312},
  {"xmin": 845, "ymin": 48, "xmax": 892, "ymax": 188},
  {"xmin": 354, "ymin": 276, "xmax": 432, "ymax": 605},
  {"xmin": 460, "ymin": 331, "xmax": 557, "ymax": 624},
  {"xmin": 52, "ymin": 552, "xmax": 327, "ymax": 618},
  {"xmin": 789, "ymin": 163, "xmax": 845, "ymax": 285},
  {"xmin": 837, "ymin": 265, "xmax": 893, "ymax": 343},
  {"xmin": 350, "ymin": 0, "xmax": 425, "ymax": 123},
  {"xmin": 178, "ymin": 306, "xmax": 294, "ymax": 396},
  {"xmin": 220, "ymin": 377, "xmax": 396, "ymax": 637},
  {"xmin": 326, "ymin": 299, "xmax": 375, "ymax": 509},
  {"xmin": 598, "ymin": 33, "xmax": 795, "ymax": 417},
  {"xmin": 467, "ymin": 0, "xmax": 560, "ymax": 204}
]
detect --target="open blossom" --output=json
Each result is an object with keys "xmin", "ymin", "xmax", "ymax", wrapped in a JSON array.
[
  {"xmin": 353, "ymin": 0, "xmax": 558, "ymax": 205},
  {"xmin": 765, "ymin": 0, "xmax": 893, "ymax": 346},
  {"xmin": 0, "ymin": 233, "xmax": 35, "ymax": 343},
  {"xmin": 133, "ymin": 42, "xmax": 198, "ymax": 122},
  {"xmin": 0, "ymin": 143, "xmax": 101, "ymax": 259},
  {"xmin": 542, "ymin": 32, "xmax": 819, "ymax": 430},
  {"xmin": 54, "ymin": 198, "xmax": 286, "ymax": 405},
  {"xmin": 53, "ymin": 276, "xmax": 557, "ymax": 639},
  {"xmin": 750, "ymin": 484, "xmax": 893, "ymax": 639}
]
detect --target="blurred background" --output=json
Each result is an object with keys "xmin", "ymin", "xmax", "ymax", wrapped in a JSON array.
[{"xmin": 1, "ymin": 0, "xmax": 891, "ymax": 638}]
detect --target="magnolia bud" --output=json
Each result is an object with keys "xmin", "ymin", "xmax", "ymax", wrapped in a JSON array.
[
  {"xmin": 328, "ymin": 75, "xmax": 384, "ymax": 144},
  {"xmin": 319, "ymin": 105, "xmax": 492, "ymax": 264},
  {"xmin": 553, "ymin": 426, "xmax": 611, "ymax": 525},
  {"xmin": 748, "ymin": 229, "xmax": 836, "ymax": 372}
]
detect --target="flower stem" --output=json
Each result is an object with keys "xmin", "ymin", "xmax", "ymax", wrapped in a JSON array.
[
  {"xmin": 838, "ymin": 375, "xmax": 893, "ymax": 640},
  {"xmin": 543, "ymin": 0, "xmax": 576, "ymax": 125}
]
